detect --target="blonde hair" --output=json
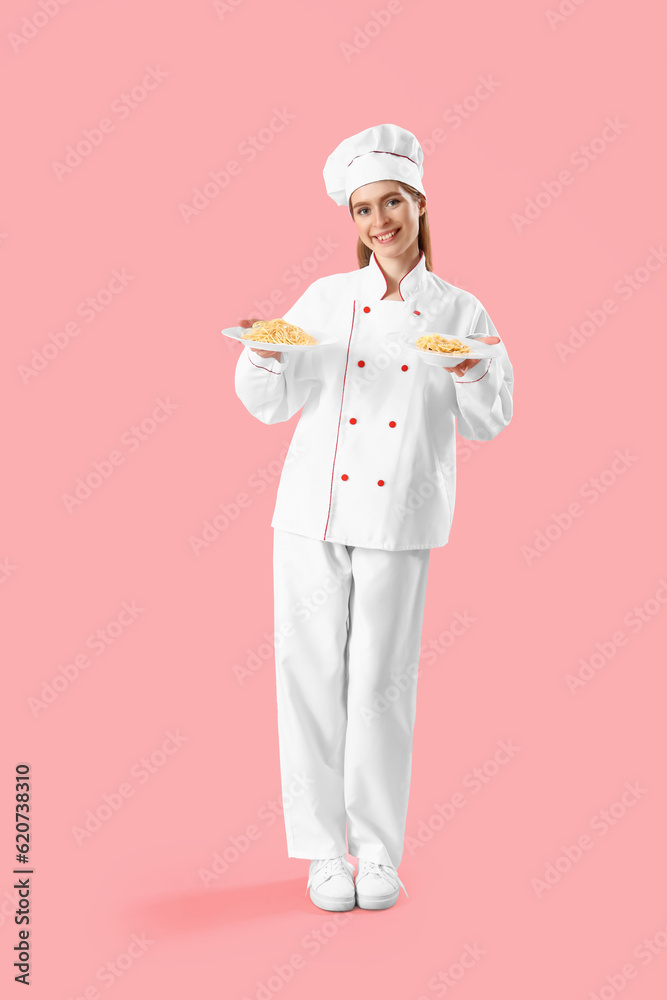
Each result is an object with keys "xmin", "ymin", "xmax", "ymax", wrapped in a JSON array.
[{"xmin": 349, "ymin": 181, "xmax": 433, "ymax": 271}]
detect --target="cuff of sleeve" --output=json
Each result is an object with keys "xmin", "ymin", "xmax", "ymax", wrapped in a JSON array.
[
  {"xmin": 246, "ymin": 347, "xmax": 288, "ymax": 373},
  {"xmin": 453, "ymin": 357, "xmax": 492, "ymax": 383}
]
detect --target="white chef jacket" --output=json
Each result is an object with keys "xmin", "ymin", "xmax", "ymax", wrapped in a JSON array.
[{"xmin": 234, "ymin": 250, "xmax": 514, "ymax": 550}]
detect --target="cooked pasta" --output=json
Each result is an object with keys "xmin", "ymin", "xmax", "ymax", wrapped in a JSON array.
[
  {"xmin": 415, "ymin": 334, "xmax": 471, "ymax": 355},
  {"xmin": 241, "ymin": 318, "xmax": 317, "ymax": 345}
]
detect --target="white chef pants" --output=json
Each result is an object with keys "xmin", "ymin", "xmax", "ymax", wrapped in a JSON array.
[{"xmin": 273, "ymin": 527, "xmax": 430, "ymax": 869}]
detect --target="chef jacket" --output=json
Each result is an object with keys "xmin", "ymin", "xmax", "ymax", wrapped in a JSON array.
[{"xmin": 234, "ymin": 250, "xmax": 514, "ymax": 551}]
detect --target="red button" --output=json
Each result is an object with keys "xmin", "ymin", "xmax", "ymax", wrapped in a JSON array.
[
  {"xmin": 341, "ymin": 474, "xmax": 349, "ymax": 481},
  {"xmin": 389, "ymin": 421, "xmax": 396, "ymax": 428},
  {"xmin": 377, "ymin": 480, "xmax": 385, "ymax": 487},
  {"xmin": 414, "ymin": 310, "xmax": 421, "ymax": 315},
  {"xmin": 401, "ymin": 364, "xmax": 408, "ymax": 371},
  {"xmin": 363, "ymin": 306, "xmax": 371, "ymax": 313},
  {"xmin": 358, "ymin": 360, "xmax": 365, "ymax": 367},
  {"xmin": 349, "ymin": 417, "xmax": 357, "ymax": 424}
]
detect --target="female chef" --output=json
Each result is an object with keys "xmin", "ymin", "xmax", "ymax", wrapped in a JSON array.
[{"xmin": 233, "ymin": 124, "xmax": 514, "ymax": 912}]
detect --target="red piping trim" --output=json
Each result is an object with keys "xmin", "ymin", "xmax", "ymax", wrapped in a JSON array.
[
  {"xmin": 323, "ymin": 301, "xmax": 356, "ymax": 539},
  {"xmin": 372, "ymin": 253, "xmax": 389, "ymax": 298},
  {"xmin": 347, "ymin": 150, "xmax": 419, "ymax": 167},
  {"xmin": 248, "ymin": 353, "xmax": 282, "ymax": 374},
  {"xmin": 372, "ymin": 250, "xmax": 424, "ymax": 302},
  {"xmin": 455, "ymin": 359, "xmax": 491, "ymax": 383},
  {"xmin": 397, "ymin": 251, "xmax": 424, "ymax": 301}
]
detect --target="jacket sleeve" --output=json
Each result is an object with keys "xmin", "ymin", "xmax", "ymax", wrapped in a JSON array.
[
  {"xmin": 449, "ymin": 299, "xmax": 514, "ymax": 441},
  {"xmin": 234, "ymin": 280, "xmax": 323, "ymax": 425}
]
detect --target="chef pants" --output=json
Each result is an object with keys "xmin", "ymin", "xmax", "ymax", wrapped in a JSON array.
[{"xmin": 273, "ymin": 527, "xmax": 430, "ymax": 869}]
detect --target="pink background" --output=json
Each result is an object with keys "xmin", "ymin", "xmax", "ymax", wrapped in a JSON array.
[{"xmin": 3, "ymin": 0, "xmax": 666, "ymax": 997}]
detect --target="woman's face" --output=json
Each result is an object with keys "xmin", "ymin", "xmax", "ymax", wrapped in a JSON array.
[{"xmin": 350, "ymin": 180, "xmax": 425, "ymax": 259}]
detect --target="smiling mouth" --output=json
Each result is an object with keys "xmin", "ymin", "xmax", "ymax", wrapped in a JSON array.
[{"xmin": 373, "ymin": 228, "xmax": 400, "ymax": 242}]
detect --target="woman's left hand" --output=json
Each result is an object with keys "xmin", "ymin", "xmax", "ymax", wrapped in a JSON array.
[{"xmin": 443, "ymin": 336, "xmax": 501, "ymax": 377}]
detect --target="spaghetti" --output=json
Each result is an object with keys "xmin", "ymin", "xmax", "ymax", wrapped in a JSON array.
[
  {"xmin": 241, "ymin": 318, "xmax": 317, "ymax": 346},
  {"xmin": 415, "ymin": 333, "xmax": 471, "ymax": 355}
]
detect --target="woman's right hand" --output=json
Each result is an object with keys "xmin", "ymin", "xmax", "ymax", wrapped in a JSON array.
[{"xmin": 239, "ymin": 318, "xmax": 283, "ymax": 360}]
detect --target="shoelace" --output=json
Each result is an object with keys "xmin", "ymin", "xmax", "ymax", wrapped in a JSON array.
[
  {"xmin": 305, "ymin": 856, "xmax": 354, "ymax": 896},
  {"xmin": 356, "ymin": 860, "xmax": 409, "ymax": 898}
]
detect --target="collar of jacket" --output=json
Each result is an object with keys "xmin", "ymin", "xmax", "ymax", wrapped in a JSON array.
[{"xmin": 362, "ymin": 249, "xmax": 428, "ymax": 302}]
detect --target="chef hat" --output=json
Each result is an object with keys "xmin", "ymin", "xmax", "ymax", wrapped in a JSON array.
[{"xmin": 323, "ymin": 123, "xmax": 426, "ymax": 207}]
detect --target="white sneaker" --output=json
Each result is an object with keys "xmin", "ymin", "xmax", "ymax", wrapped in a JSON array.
[
  {"xmin": 355, "ymin": 860, "xmax": 409, "ymax": 910},
  {"xmin": 305, "ymin": 856, "xmax": 356, "ymax": 911}
]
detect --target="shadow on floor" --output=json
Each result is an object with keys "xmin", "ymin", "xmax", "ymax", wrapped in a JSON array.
[{"xmin": 124, "ymin": 877, "xmax": 362, "ymax": 933}]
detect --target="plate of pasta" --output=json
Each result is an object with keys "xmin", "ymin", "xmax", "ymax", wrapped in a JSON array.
[
  {"xmin": 222, "ymin": 318, "xmax": 334, "ymax": 352},
  {"xmin": 384, "ymin": 331, "xmax": 503, "ymax": 367}
]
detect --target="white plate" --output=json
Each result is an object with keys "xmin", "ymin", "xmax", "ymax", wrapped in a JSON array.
[
  {"xmin": 384, "ymin": 331, "xmax": 504, "ymax": 367},
  {"xmin": 222, "ymin": 326, "xmax": 335, "ymax": 352}
]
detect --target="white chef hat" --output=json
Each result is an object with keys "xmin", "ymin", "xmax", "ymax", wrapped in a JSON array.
[{"xmin": 323, "ymin": 123, "xmax": 426, "ymax": 207}]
